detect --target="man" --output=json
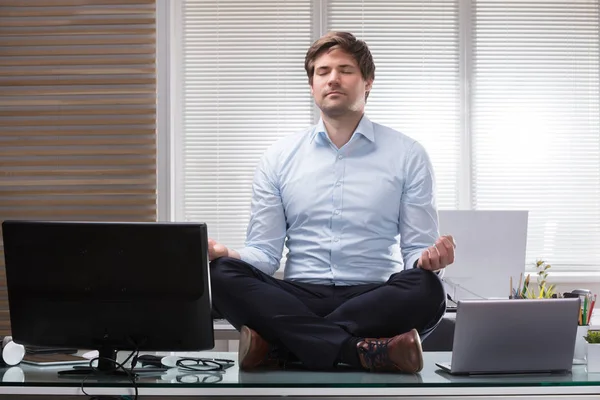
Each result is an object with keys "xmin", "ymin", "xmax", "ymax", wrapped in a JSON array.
[{"xmin": 208, "ymin": 32, "xmax": 454, "ymax": 374}]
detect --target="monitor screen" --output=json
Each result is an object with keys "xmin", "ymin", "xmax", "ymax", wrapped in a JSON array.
[
  {"xmin": 438, "ymin": 210, "xmax": 528, "ymax": 301},
  {"xmin": 1, "ymin": 220, "xmax": 214, "ymax": 373}
]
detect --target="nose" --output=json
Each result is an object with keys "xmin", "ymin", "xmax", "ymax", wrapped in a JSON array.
[{"xmin": 327, "ymin": 70, "xmax": 341, "ymax": 86}]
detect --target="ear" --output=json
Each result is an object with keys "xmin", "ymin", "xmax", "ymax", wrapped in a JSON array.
[
  {"xmin": 365, "ymin": 79, "xmax": 373, "ymax": 93},
  {"xmin": 309, "ymin": 83, "xmax": 315, "ymax": 97}
]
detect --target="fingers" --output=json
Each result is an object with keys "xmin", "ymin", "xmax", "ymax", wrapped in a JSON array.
[
  {"xmin": 418, "ymin": 234, "xmax": 456, "ymax": 271},
  {"xmin": 418, "ymin": 246, "xmax": 437, "ymax": 271},
  {"xmin": 433, "ymin": 243, "xmax": 445, "ymax": 268},
  {"xmin": 428, "ymin": 245, "xmax": 441, "ymax": 271},
  {"xmin": 439, "ymin": 235, "xmax": 455, "ymax": 265},
  {"xmin": 208, "ymin": 238, "xmax": 228, "ymax": 261},
  {"xmin": 214, "ymin": 243, "xmax": 227, "ymax": 255},
  {"xmin": 208, "ymin": 238, "xmax": 216, "ymax": 261}
]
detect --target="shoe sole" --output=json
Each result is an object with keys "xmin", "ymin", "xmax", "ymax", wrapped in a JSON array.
[
  {"xmin": 238, "ymin": 325, "xmax": 253, "ymax": 370},
  {"xmin": 389, "ymin": 329, "xmax": 424, "ymax": 373},
  {"xmin": 411, "ymin": 329, "xmax": 424, "ymax": 373}
]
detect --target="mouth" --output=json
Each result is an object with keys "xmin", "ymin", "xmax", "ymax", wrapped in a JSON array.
[{"xmin": 326, "ymin": 91, "xmax": 344, "ymax": 97}]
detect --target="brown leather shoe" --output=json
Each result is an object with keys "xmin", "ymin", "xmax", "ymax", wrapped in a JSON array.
[
  {"xmin": 357, "ymin": 329, "xmax": 423, "ymax": 373},
  {"xmin": 238, "ymin": 325, "xmax": 279, "ymax": 370}
]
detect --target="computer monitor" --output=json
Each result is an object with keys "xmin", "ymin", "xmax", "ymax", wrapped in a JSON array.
[
  {"xmin": 438, "ymin": 210, "xmax": 529, "ymax": 301},
  {"xmin": 1, "ymin": 220, "xmax": 214, "ymax": 374}
]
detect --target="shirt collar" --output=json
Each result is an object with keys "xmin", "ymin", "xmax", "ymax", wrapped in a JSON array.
[{"xmin": 310, "ymin": 115, "xmax": 375, "ymax": 144}]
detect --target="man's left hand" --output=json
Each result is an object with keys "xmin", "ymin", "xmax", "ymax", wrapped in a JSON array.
[{"xmin": 418, "ymin": 235, "xmax": 456, "ymax": 272}]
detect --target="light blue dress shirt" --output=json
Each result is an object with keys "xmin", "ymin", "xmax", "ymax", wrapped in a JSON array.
[{"xmin": 236, "ymin": 115, "xmax": 439, "ymax": 286}]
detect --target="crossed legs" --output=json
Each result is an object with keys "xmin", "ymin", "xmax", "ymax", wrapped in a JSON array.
[{"xmin": 210, "ymin": 257, "xmax": 446, "ymax": 370}]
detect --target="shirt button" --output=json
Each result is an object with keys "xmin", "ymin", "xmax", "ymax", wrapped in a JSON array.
[
  {"xmin": 333, "ymin": 237, "xmax": 339, "ymax": 242},
  {"xmin": 333, "ymin": 264, "xmax": 338, "ymax": 269},
  {"xmin": 338, "ymin": 154, "xmax": 343, "ymax": 160},
  {"xmin": 335, "ymin": 181, "xmax": 341, "ymax": 186},
  {"xmin": 334, "ymin": 209, "xmax": 340, "ymax": 215}
]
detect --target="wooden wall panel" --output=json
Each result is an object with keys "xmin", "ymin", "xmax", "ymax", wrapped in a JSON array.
[{"xmin": 0, "ymin": 0, "xmax": 157, "ymax": 337}]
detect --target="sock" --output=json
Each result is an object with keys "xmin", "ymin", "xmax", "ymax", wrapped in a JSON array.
[{"xmin": 338, "ymin": 337, "xmax": 362, "ymax": 368}]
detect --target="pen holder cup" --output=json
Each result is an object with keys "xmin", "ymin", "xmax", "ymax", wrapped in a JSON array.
[{"xmin": 574, "ymin": 325, "xmax": 589, "ymax": 365}]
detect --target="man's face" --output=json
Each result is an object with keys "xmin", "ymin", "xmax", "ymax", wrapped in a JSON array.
[{"xmin": 310, "ymin": 48, "xmax": 373, "ymax": 117}]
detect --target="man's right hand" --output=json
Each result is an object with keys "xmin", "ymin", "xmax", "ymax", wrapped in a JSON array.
[{"xmin": 208, "ymin": 238, "xmax": 229, "ymax": 261}]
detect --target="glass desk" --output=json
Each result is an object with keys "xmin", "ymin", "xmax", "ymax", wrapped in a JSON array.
[{"xmin": 0, "ymin": 352, "xmax": 599, "ymax": 399}]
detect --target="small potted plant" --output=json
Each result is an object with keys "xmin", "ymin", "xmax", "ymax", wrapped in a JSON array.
[
  {"xmin": 584, "ymin": 330, "xmax": 600, "ymax": 372},
  {"xmin": 521, "ymin": 260, "xmax": 556, "ymax": 299}
]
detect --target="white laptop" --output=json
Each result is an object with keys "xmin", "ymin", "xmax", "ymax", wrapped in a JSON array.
[
  {"xmin": 439, "ymin": 210, "xmax": 528, "ymax": 302},
  {"xmin": 436, "ymin": 298, "xmax": 580, "ymax": 375}
]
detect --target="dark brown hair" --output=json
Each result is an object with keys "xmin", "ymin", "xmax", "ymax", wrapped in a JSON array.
[{"xmin": 305, "ymin": 31, "xmax": 375, "ymax": 95}]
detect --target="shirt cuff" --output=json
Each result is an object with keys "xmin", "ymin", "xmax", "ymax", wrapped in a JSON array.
[
  {"xmin": 234, "ymin": 247, "xmax": 277, "ymax": 276},
  {"xmin": 235, "ymin": 247, "xmax": 250, "ymax": 263},
  {"xmin": 407, "ymin": 252, "xmax": 421, "ymax": 271}
]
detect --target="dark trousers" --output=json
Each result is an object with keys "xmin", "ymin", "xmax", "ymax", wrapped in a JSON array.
[{"xmin": 210, "ymin": 257, "xmax": 446, "ymax": 370}]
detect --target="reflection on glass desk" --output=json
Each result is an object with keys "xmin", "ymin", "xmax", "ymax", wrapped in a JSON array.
[{"xmin": 1, "ymin": 352, "xmax": 600, "ymax": 398}]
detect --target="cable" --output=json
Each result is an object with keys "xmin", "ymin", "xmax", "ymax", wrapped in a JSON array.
[
  {"xmin": 443, "ymin": 277, "xmax": 487, "ymax": 300},
  {"xmin": 80, "ymin": 348, "xmax": 140, "ymax": 400}
]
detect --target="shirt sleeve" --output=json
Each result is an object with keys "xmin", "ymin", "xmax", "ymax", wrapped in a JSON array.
[
  {"xmin": 400, "ymin": 141, "xmax": 442, "ymax": 277},
  {"xmin": 234, "ymin": 149, "xmax": 286, "ymax": 276}
]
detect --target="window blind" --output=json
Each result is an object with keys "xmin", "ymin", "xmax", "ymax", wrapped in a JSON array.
[
  {"xmin": 176, "ymin": 1, "xmax": 600, "ymax": 274},
  {"xmin": 178, "ymin": 0, "xmax": 313, "ymax": 249},
  {"xmin": 0, "ymin": 0, "xmax": 157, "ymax": 336},
  {"xmin": 327, "ymin": 0, "xmax": 461, "ymax": 209},
  {"xmin": 471, "ymin": 0, "xmax": 600, "ymax": 269}
]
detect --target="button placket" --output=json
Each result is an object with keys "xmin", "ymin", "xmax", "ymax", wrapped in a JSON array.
[{"xmin": 330, "ymin": 151, "xmax": 345, "ymax": 274}]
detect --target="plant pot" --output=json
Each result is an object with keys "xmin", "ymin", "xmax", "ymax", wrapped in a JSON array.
[
  {"xmin": 587, "ymin": 343, "xmax": 600, "ymax": 373},
  {"xmin": 574, "ymin": 325, "xmax": 589, "ymax": 364}
]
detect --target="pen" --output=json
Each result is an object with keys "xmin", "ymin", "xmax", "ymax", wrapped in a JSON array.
[
  {"xmin": 510, "ymin": 276, "xmax": 513, "ymax": 299},
  {"xmin": 583, "ymin": 296, "xmax": 588, "ymax": 326},
  {"xmin": 588, "ymin": 294, "xmax": 597, "ymax": 325},
  {"xmin": 517, "ymin": 273, "xmax": 523, "ymax": 299}
]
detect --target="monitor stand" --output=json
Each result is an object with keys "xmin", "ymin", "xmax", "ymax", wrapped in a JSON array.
[{"xmin": 57, "ymin": 346, "xmax": 137, "ymax": 377}]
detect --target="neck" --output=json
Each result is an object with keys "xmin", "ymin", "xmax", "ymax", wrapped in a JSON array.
[{"xmin": 322, "ymin": 111, "xmax": 364, "ymax": 148}]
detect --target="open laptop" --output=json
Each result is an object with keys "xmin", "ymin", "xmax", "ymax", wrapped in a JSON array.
[{"xmin": 436, "ymin": 298, "xmax": 580, "ymax": 375}]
